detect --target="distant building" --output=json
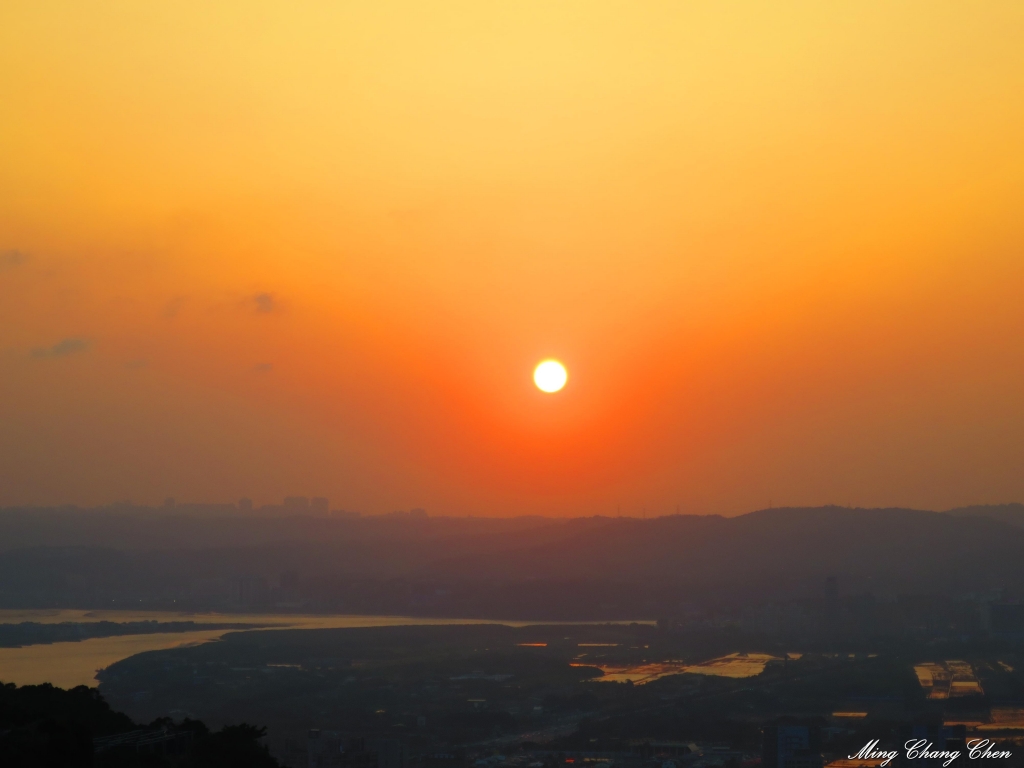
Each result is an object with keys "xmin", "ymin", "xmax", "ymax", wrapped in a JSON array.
[
  {"xmin": 307, "ymin": 733, "xmax": 382, "ymax": 768},
  {"xmin": 174, "ymin": 503, "xmax": 238, "ymax": 517},
  {"xmin": 231, "ymin": 576, "xmax": 268, "ymax": 607},
  {"xmin": 981, "ymin": 603, "xmax": 1024, "ymax": 636},
  {"xmin": 763, "ymin": 726, "xmax": 822, "ymax": 768},
  {"xmin": 390, "ymin": 508, "xmax": 428, "ymax": 519},
  {"xmin": 189, "ymin": 577, "xmax": 232, "ymax": 603},
  {"xmin": 626, "ymin": 741, "xmax": 695, "ymax": 759},
  {"xmin": 423, "ymin": 753, "xmax": 463, "ymax": 768},
  {"xmin": 284, "ymin": 496, "xmax": 310, "ymax": 515},
  {"xmin": 239, "ymin": 497, "xmax": 253, "ymax": 513},
  {"xmin": 308, "ymin": 729, "xmax": 340, "ymax": 768},
  {"xmin": 905, "ymin": 725, "xmax": 966, "ymax": 767},
  {"xmin": 311, "ymin": 497, "xmax": 329, "ymax": 516},
  {"xmin": 372, "ymin": 739, "xmax": 406, "ymax": 768}
]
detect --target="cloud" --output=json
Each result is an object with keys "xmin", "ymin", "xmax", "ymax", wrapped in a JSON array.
[
  {"xmin": 253, "ymin": 292, "xmax": 277, "ymax": 313},
  {"xmin": 31, "ymin": 338, "xmax": 90, "ymax": 359},
  {"xmin": 162, "ymin": 296, "xmax": 188, "ymax": 319},
  {"xmin": 253, "ymin": 362, "xmax": 273, "ymax": 372},
  {"xmin": 0, "ymin": 250, "xmax": 27, "ymax": 269}
]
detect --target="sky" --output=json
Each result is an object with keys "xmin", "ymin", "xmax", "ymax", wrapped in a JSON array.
[{"xmin": 2, "ymin": 1, "xmax": 1024, "ymax": 516}]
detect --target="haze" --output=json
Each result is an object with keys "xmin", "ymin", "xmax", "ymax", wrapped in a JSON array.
[{"xmin": 2, "ymin": 2, "xmax": 1024, "ymax": 515}]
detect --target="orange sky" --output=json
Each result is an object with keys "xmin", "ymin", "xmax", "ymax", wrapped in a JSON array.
[{"xmin": 2, "ymin": 2, "xmax": 1024, "ymax": 515}]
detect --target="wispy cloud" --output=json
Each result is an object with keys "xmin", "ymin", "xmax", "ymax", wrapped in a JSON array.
[
  {"xmin": 31, "ymin": 338, "xmax": 90, "ymax": 359},
  {"xmin": 253, "ymin": 292, "xmax": 277, "ymax": 313},
  {"xmin": 254, "ymin": 362, "xmax": 273, "ymax": 372},
  {"xmin": 0, "ymin": 250, "xmax": 27, "ymax": 269},
  {"xmin": 162, "ymin": 296, "xmax": 188, "ymax": 319}
]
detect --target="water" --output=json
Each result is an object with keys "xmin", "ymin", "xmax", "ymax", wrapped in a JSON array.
[
  {"xmin": 0, "ymin": 611, "xmax": 641, "ymax": 689},
  {"xmin": 586, "ymin": 652, "xmax": 783, "ymax": 684},
  {"xmin": 0, "ymin": 629, "xmax": 233, "ymax": 689}
]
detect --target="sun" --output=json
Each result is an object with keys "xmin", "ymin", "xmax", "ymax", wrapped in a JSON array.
[{"xmin": 533, "ymin": 360, "xmax": 567, "ymax": 393}]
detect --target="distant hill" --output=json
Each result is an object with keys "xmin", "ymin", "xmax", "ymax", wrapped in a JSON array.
[
  {"xmin": 1, "ymin": 504, "xmax": 1023, "ymax": 614},
  {"xmin": 946, "ymin": 503, "xmax": 1024, "ymax": 528},
  {"xmin": 421, "ymin": 506, "xmax": 1024, "ymax": 597}
]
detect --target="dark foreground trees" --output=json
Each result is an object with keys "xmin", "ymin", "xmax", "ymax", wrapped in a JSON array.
[{"xmin": 0, "ymin": 681, "xmax": 279, "ymax": 768}]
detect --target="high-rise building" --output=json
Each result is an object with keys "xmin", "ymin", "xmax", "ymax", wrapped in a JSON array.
[
  {"xmin": 981, "ymin": 603, "xmax": 1024, "ymax": 636},
  {"xmin": 372, "ymin": 739, "xmax": 406, "ymax": 768},
  {"xmin": 762, "ymin": 726, "xmax": 822, "ymax": 768},
  {"xmin": 231, "ymin": 576, "xmax": 268, "ymax": 607},
  {"xmin": 306, "ymin": 732, "xmax": 379, "ymax": 768}
]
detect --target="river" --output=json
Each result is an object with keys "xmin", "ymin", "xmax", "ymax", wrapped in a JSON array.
[{"xmin": 0, "ymin": 611, "xmax": 549, "ymax": 689}]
